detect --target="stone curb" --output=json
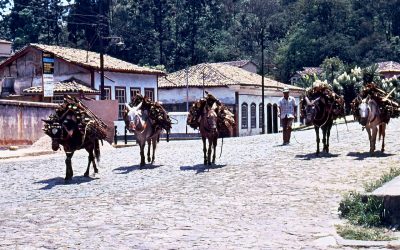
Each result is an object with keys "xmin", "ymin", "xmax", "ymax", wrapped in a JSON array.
[{"xmin": 0, "ymin": 150, "xmax": 57, "ymax": 160}]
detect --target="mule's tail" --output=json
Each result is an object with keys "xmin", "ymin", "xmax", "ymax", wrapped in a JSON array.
[{"xmin": 94, "ymin": 139, "xmax": 101, "ymax": 162}]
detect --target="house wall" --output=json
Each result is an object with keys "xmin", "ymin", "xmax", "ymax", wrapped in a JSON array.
[
  {"xmin": 159, "ymin": 87, "xmax": 235, "ymax": 106},
  {"xmin": 0, "ymin": 99, "xmax": 58, "ymax": 145},
  {"xmin": 0, "ymin": 42, "xmax": 12, "ymax": 58},
  {"xmin": 95, "ymin": 71, "xmax": 158, "ymax": 135}
]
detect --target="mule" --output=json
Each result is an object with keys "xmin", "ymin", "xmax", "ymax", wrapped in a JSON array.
[
  {"xmin": 50, "ymin": 116, "xmax": 101, "ymax": 180},
  {"xmin": 302, "ymin": 95, "xmax": 334, "ymax": 155},
  {"xmin": 199, "ymin": 103, "xmax": 219, "ymax": 165},
  {"xmin": 125, "ymin": 102, "xmax": 162, "ymax": 167},
  {"xmin": 358, "ymin": 96, "xmax": 387, "ymax": 154}
]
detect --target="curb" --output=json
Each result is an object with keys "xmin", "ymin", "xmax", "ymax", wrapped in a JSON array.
[{"xmin": 0, "ymin": 150, "xmax": 57, "ymax": 160}]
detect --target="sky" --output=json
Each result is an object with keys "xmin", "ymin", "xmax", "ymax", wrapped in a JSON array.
[{"xmin": 1, "ymin": 0, "xmax": 74, "ymax": 15}]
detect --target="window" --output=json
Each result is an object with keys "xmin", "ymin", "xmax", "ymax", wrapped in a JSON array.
[
  {"xmin": 259, "ymin": 103, "xmax": 264, "ymax": 128},
  {"xmin": 145, "ymin": 88, "xmax": 155, "ymax": 101},
  {"xmin": 115, "ymin": 87, "xmax": 126, "ymax": 120},
  {"xmin": 251, "ymin": 103, "xmax": 256, "ymax": 128},
  {"xmin": 130, "ymin": 87, "xmax": 141, "ymax": 102},
  {"xmin": 241, "ymin": 103, "xmax": 248, "ymax": 129},
  {"xmin": 104, "ymin": 86, "xmax": 111, "ymax": 100},
  {"xmin": 52, "ymin": 95, "xmax": 64, "ymax": 104}
]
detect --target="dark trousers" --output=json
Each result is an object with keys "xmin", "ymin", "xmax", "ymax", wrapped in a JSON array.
[{"xmin": 281, "ymin": 117, "xmax": 294, "ymax": 143}]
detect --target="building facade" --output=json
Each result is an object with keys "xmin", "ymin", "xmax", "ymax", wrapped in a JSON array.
[{"xmin": 0, "ymin": 43, "xmax": 164, "ymax": 134}]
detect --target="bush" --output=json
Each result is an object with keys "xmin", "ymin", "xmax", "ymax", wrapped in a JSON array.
[{"xmin": 338, "ymin": 191, "xmax": 384, "ymax": 227}]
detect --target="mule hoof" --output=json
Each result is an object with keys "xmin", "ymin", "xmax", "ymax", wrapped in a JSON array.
[
  {"xmin": 94, "ymin": 169, "xmax": 99, "ymax": 174},
  {"xmin": 84, "ymin": 172, "xmax": 89, "ymax": 177}
]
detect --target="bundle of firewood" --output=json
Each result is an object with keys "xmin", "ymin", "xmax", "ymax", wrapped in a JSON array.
[
  {"xmin": 43, "ymin": 95, "xmax": 107, "ymax": 140},
  {"xmin": 127, "ymin": 94, "xmax": 172, "ymax": 133},
  {"xmin": 352, "ymin": 83, "xmax": 400, "ymax": 122},
  {"xmin": 305, "ymin": 82, "xmax": 346, "ymax": 119}
]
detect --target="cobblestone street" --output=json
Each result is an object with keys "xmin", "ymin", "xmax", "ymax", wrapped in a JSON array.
[{"xmin": 1, "ymin": 119, "xmax": 400, "ymax": 249}]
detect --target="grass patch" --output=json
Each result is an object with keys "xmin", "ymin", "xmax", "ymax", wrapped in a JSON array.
[
  {"xmin": 336, "ymin": 224, "xmax": 394, "ymax": 241},
  {"xmin": 338, "ymin": 192, "xmax": 384, "ymax": 227},
  {"xmin": 364, "ymin": 167, "xmax": 400, "ymax": 192},
  {"xmin": 337, "ymin": 168, "xmax": 400, "ymax": 241}
]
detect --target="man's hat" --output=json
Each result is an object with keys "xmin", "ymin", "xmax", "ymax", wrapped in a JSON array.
[{"xmin": 282, "ymin": 87, "xmax": 290, "ymax": 93}]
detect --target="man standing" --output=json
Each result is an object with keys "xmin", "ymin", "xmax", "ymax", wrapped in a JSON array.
[{"xmin": 278, "ymin": 87, "xmax": 297, "ymax": 145}]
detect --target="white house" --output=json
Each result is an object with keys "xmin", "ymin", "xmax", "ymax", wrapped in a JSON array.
[
  {"xmin": 0, "ymin": 39, "xmax": 12, "ymax": 60},
  {"xmin": 0, "ymin": 43, "xmax": 165, "ymax": 134},
  {"xmin": 159, "ymin": 63, "xmax": 303, "ymax": 137}
]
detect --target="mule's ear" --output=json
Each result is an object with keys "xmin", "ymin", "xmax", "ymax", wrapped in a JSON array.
[
  {"xmin": 125, "ymin": 103, "xmax": 132, "ymax": 111},
  {"xmin": 211, "ymin": 102, "xmax": 218, "ymax": 110},
  {"xmin": 305, "ymin": 96, "xmax": 312, "ymax": 106},
  {"xmin": 134, "ymin": 101, "xmax": 143, "ymax": 110}
]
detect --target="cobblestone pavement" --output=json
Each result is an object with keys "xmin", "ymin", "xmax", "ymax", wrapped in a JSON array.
[{"xmin": 1, "ymin": 119, "xmax": 400, "ymax": 249}]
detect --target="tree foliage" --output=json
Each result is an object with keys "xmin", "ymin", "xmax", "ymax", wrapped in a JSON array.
[{"xmin": 1, "ymin": 0, "xmax": 400, "ymax": 80}]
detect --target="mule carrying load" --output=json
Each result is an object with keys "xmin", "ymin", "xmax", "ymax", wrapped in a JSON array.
[
  {"xmin": 127, "ymin": 94, "xmax": 172, "ymax": 141},
  {"xmin": 351, "ymin": 83, "xmax": 400, "ymax": 124},
  {"xmin": 300, "ymin": 81, "xmax": 345, "ymax": 155},
  {"xmin": 187, "ymin": 91, "xmax": 235, "ymax": 138},
  {"xmin": 43, "ymin": 95, "xmax": 107, "ymax": 180}
]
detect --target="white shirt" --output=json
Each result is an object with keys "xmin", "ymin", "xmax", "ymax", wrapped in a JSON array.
[{"xmin": 278, "ymin": 96, "xmax": 297, "ymax": 119}]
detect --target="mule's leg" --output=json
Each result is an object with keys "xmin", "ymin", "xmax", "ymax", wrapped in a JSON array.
[
  {"xmin": 140, "ymin": 143, "xmax": 146, "ymax": 167},
  {"xmin": 370, "ymin": 126, "xmax": 378, "ymax": 155},
  {"xmin": 147, "ymin": 139, "xmax": 152, "ymax": 163},
  {"xmin": 65, "ymin": 152, "xmax": 74, "ymax": 180},
  {"xmin": 315, "ymin": 126, "xmax": 320, "ymax": 155},
  {"xmin": 380, "ymin": 123, "xmax": 386, "ymax": 152},
  {"xmin": 84, "ymin": 149, "xmax": 94, "ymax": 177},
  {"xmin": 212, "ymin": 137, "xmax": 217, "ymax": 164},
  {"xmin": 322, "ymin": 126, "xmax": 327, "ymax": 153},
  {"xmin": 151, "ymin": 137, "xmax": 157, "ymax": 164},
  {"xmin": 202, "ymin": 137, "xmax": 207, "ymax": 165},
  {"xmin": 207, "ymin": 138, "xmax": 212, "ymax": 166}
]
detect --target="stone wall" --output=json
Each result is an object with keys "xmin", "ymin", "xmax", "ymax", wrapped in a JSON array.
[{"xmin": 0, "ymin": 99, "xmax": 57, "ymax": 145}]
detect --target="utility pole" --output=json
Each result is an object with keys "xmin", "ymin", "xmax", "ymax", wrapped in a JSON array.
[
  {"xmin": 99, "ymin": 0, "xmax": 105, "ymax": 100},
  {"xmin": 261, "ymin": 28, "xmax": 265, "ymax": 134}
]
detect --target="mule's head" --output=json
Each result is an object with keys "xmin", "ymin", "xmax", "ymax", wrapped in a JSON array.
[
  {"xmin": 203, "ymin": 103, "xmax": 218, "ymax": 132},
  {"xmin": 302, "ymin": 96, "xmax": 320, "ymax": 126},
  {"xmin": 125, "ymin": 102, "xmax": 146, "ymax": 133},
  {"xmin": 358, "ymin": 96, "xmax": 370, "ymax": 126}
]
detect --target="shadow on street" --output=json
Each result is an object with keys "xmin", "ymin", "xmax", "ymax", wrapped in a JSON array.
[
  {"xmin": 180, "ymin": 164, "xmax": 226, "ymax": 174},
  {"xmin": 295, "ymin": 152, "xmax": 340, "ymax": 160},
  {"xmin": 113, "ymin": 164, "xmax": 162, "ymax": 174},
  {"xmin": 35, "ymin": 176, "xmax": 98, "ymax": 190},
  {"xmin": 347, "ymin": 151, "xmax": 395, "ymax": 160}
]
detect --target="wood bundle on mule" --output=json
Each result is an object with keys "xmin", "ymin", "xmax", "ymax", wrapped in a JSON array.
[
  {"xmin": 351, "ymin": 83, "xmax": 400, "ymax": 123},
  {"xmin": 303, "ymin": 81, "xmax": 345, "ymax": 120},
  {"xmin": 187, "ymin": 91, "xmax": 235, "ymax": 137},
  {"xmin": 43, "ymin": 95, "xmax": 107, "ymax": 142},
  {"xmin": 127, "ymin": 94, "xmax": 172, "ymax": 140}
]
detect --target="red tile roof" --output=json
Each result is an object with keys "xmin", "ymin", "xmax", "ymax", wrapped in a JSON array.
[
  {"xmin": 159, "ymin": 63, "xmax": 303, "ymax": 91},
  {"xmin": 23, "ymin": 78, "xmax": 100, "ymax": 95},
  {"xmin": 377, "ymin": 61, "xmax": 400, "ymax": 73},
  {"xmin": 0, "ymin": 43, "xmax": 165, "ymax": 75}
]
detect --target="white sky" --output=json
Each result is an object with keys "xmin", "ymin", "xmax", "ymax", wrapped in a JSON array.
[{"xmin": 2, "ymin": 0, "xmax": 74, "ymax": 15}]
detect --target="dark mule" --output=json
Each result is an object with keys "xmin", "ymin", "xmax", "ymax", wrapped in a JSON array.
[
  {"xmin": 199, "ymin": 103, "xmax": 219, "ymax": 165},
  {"xmin": 357, "ymin": 96, "xmax": 387, "ymax": 154},
  {"xmin": 50, "ymin": 116, "xmax": 101, "ymax": 180},
  {"xmin": 125, "ymin": 102, "xmax": 162, "ymax": 167},
  {"xmin": 301, "ymin": 95, "xmax": 334, "ymax": 155}
]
